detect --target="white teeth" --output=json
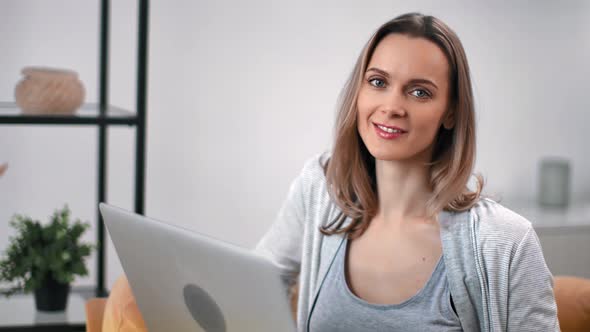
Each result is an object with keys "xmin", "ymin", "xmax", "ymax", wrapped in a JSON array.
[{"xmin": 377, "ymin": 125, "xmax": 402, "ymax": 133}]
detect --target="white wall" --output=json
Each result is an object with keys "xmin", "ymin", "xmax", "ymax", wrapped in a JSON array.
[{"xmin": 1, "ymin": 0, "xmax": 589, "ymax": 290}]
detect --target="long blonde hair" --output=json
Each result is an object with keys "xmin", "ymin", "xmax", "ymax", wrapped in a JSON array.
[{"xmin": 321, "ymin": 12, "xmax": 485, "ymax": 239}]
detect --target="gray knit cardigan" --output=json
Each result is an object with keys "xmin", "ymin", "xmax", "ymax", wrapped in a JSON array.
[{"xmin": 254, "ymin": 152, "xmax": 560, "ymax": 331}]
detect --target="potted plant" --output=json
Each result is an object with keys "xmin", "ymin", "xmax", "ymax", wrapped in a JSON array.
[{"xmin": 0, "ymin": 205, "xmax": 93, "ymax": 311}]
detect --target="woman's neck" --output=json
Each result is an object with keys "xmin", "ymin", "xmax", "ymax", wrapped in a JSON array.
[{"xmin": 374, "ymin": 158, "xmax": 433, "ymax": 225}]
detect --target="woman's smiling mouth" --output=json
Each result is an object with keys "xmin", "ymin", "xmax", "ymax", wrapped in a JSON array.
[{"xmin": 373, "ymin": 123, "xmax": 407, "ymax": 139}]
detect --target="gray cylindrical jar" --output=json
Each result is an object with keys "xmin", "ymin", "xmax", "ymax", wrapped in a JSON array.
[{"xmin": 538, "ymin": 158, "xmax": 570, "ymax": 207}]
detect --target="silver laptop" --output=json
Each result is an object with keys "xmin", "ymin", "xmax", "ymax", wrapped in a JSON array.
[{"xmin": 99, "ymin": 203, "xmax": 296, "ymax": 332}]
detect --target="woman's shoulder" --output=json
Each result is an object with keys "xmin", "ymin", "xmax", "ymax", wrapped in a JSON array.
[
  {"xmin": 298, "ymin": 150, "xmax": 330, "ymax": 178},
  {"xmin": 292, "ymin": 151, "xmax": 340, "ymax": 219},
  {"xmin": 470, "ymin": 197, "xmax": 537, "ymax": 247},
  {"xmin": 293, "ymin": 151, "xmax": 331, "ymax": 192}
]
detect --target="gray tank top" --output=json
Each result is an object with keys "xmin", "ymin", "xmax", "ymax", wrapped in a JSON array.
[{"xmin": 308, "ymin": 237, "xmax": 462, "ymax": 331}]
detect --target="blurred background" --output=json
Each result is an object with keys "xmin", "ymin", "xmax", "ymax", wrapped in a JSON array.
[{"xmin": 1, "ymin": 0, "xmax": 589, "ymax": 291}]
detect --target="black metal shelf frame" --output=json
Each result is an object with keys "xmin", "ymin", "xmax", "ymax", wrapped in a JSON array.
[
  {"xmin": 0, "ymin": 0, "xmax": 149, "ymax": 300},
  {"xmin": 0, "ymin": 103, "xmax": 138, "ymax": 125}
]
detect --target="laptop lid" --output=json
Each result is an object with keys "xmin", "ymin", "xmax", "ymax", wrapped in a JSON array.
[{"xmin": 99, "ymin": 203, "xmax": 296, "ymax": 332}]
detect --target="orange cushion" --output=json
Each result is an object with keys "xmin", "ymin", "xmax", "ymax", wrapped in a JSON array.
[
  {"xmin": 102, "ymin": 275, "xmax": 147, "ymax": 332},
  {"xmin": 554, "ymin": 276, "xmax": 590, "ymax": 332}
]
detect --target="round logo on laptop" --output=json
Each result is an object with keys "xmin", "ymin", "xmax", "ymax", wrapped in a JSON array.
[{"xmin": 183, "ymin": 284, "xmax": 226, "ymax": 332}]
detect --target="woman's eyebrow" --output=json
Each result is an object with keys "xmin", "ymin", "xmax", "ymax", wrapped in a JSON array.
[{"xmin": 365, "ymin": 67, "xmax": 439, "ymax": 90}]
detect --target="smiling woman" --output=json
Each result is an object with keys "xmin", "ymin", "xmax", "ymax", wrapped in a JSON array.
[
  {"xmin": 254, "ymin": 12, "xmax": 560, "ymax": 332},
  {"xmin": 324, "ymin": 13, "xmax": 481, "ymax": 237}
]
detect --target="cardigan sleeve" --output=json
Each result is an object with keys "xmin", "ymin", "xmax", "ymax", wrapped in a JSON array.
[
  {"xmin": 253, "ymin": 167, "xmax": 306, "ymax": 295},
  {"xmin": 507, "ymin": 227, "xmax": 560, "ymax": 331}
]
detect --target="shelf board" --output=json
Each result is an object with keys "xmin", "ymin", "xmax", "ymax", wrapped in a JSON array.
[
  {"xmin": 0, "ymin": 288, "xmax": 90, "ymax": 331},
  {"xmin": 503, "ymin": 199, "xmax": 590, "ymax": 232},
  {"xmin": 0, "ymin": 102, "xmax": 138, "ymax": 126}
]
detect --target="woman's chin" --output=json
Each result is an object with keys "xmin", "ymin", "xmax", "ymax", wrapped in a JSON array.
[
  {"xmin": 367, "ymin": 148, "xmax": 427, "ymax": 163},
  {"xmin": 367, "ymin": 149, "xmax": 407, "ymax": 162}
]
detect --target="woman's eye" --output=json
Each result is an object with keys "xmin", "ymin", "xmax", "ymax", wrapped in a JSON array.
[
  {"xmin": 368, "ymin": 78, "xmax": 386, "ymax": 88},
  {"xmin": 410, "ymin": 89, "xmax": 431, "ymax": 99}
]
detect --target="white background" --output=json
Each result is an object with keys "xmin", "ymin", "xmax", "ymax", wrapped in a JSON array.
[{"xmin": 1, "ymin": 0, "xmax": 589, "ymax": 289}]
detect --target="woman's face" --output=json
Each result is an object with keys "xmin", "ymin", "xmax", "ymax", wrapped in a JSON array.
[{"xmin": 357, "ymin": 33, "xmax": 452, "ymax": 163}]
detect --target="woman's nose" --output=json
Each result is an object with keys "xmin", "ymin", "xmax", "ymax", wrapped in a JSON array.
[{"xmin": 381, "ymin": 90, "xmax": 407, "ymax": 117}]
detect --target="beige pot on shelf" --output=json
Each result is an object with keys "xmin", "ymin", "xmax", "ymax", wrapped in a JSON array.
[{"xmin": 15, "ymin": 66, "xmax": 85, "ymax": 115}]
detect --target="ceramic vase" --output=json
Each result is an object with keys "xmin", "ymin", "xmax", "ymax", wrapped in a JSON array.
[{"xmin": 15, "ymin": 66, "xmax": 85, "ymax": 115}]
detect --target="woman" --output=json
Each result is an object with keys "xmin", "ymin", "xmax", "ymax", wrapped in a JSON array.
[{"xmin": 254, "ymin": 12, "xmax": 559, "ymax": 331}]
